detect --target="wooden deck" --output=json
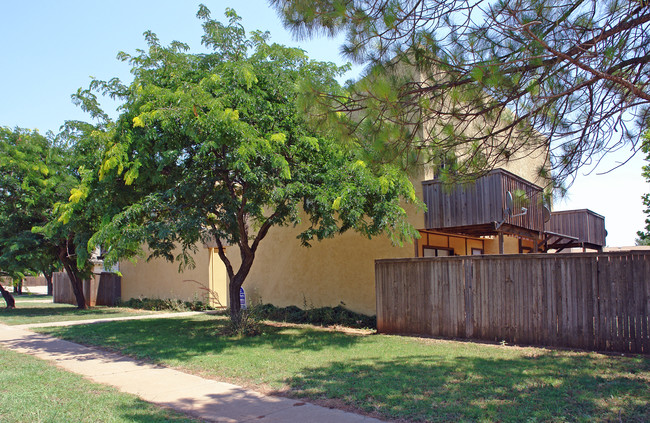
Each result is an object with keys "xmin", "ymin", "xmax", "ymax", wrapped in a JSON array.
[
  {"xmin": 422, "ymin": 169, "xmax": 545, "ymax": 237},
  {"xmin": 548, "ymin": 209, "xmax": 606, "ymax": 248},
  {"xmin": 421, "ymin": 169, "xmax": 607, "ymax": 252}
]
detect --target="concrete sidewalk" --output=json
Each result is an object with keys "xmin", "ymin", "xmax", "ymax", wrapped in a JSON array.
[{"xmin": 0, "ymin": 324, "xmax": 383, "ymax": 423}]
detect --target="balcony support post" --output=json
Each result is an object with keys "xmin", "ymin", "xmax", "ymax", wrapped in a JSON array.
[{"xmin": 498, "ymin": 232, "xmax": 504, "ymax": 254}]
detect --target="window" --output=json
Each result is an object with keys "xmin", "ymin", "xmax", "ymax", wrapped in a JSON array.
[
  {"xmin": 423, "ymin": 247, "xmax": 453, "ymax": 257},
  {"xmin": 471, "ymin": 248, "xmax": 483, "ymax": 255}
]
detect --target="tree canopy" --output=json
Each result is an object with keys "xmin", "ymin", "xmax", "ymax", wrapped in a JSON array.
[
  {"xmin": 271, "ymin": 0, "xmax": 650, "ymax": 185},
  {"xmin": 0, "ymin": 124, "xmax": 110, "ymax": 308},
  {"xmin": 83, "ymin": 7, "xmax": 419, "ymax": 318},
  {"xmin": 36, "ymin": 121, "xmax": 118, "ymax": 308},
  {"xmin": 0, "ymin": 127, "xmax": 64, "ymax": 294}
]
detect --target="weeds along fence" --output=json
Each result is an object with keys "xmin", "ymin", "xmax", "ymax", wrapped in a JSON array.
[
  {"xmin": 375, "ymin": 252, "xmax": 650, "ymax": 354},
  {"xmin": 53, "ymin": 272, "xmax": 121, "ymax": 307}
]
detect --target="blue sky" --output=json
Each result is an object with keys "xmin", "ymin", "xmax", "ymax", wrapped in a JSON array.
[{"xmin": 0, "ymin": 1, "xmax": 646, "ymax": 246}]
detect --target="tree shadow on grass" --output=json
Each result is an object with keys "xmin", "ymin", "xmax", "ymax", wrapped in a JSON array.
[
  {"xmin": 40, "ymin": 316, "xmax": 364, "ymax": 359},
  {"xmin": 113, "ymin": 402, "xmax": 202, "ymax": 423},
  {"xmin": 286, "ymin": 352, "xmax": 650, "ymax": 422},
  {"xmin": 38, "ymin": 317, "xmax": 650, "ymax": 422}
]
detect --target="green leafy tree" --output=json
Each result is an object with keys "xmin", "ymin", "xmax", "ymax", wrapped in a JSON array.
[
  {"xmin": 34, "ymin": 121, "xmax": 117, "ymax": 309},
  {"xmin": 271, "ymin": 0, "xmax": 650, "ymax": 183},
  {"xmin": 0, "ymin": 125, "xmax": 109, "ymax": 309},
  {"xmin": 636, "ymin": 130, "xmax": 650, "ymax": 245},
  {"xmin": 85, "ymin": 7, "xmax": 419, "ymax": 320},
  {"xmin": 0, "ymin": 127, "xmax": 65, "ymax": 301}
]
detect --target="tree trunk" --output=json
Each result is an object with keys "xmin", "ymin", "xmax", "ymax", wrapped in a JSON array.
[
  {"xmin": 66, "ymin": 269, "xmax": 87, "ymax": 309},
  {"xmin": 58, "ymin": 246, "xmax": 87, "ymax": 309},
  {"xmin": 0, "ymin": 284, "xmax": 15, "ymax": 309},
  {"xmin": 13, "ymin": 280, "xmax": 22, "ymax": 295},
  {"xmin": 44, "ymin": 272, "xmax": 53, "ymax": 296},
  {"xmin": 229, "ymin": 277, "xmax": 243, "ymax": 319},
  {"xmin": 228, "ymin": 251, "xmax": 256, "ymax": 321}
]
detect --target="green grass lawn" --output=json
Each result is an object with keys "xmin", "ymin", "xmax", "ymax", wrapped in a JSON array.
[
  {"xmin": 38, "ymin": 315, "xmax": 650, "ymax": 422},
  {"xmin": 0, "ymin": 302, "xmax": 160, "ymax": 326},
  {"xmin": 0, "ymin": 347, "xmax": 201, "ymax": 422},
  {"xmin": 12, "ymin": 293, "xmax": 52, "ymax": 302}
]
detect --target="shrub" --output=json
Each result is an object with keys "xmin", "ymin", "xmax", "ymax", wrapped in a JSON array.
[
  {"xmin": 119, "ymin": 297, "xmax": 214, "ymax": 312},
  {"xmin": 255, "ymin": 303, "xmax": 376, "ymax": 329},
  {"xmin": 222, "ymin": 306, "xmax": 262, "ymax": 337}
]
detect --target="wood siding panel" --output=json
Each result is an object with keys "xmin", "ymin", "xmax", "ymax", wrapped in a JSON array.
[
  {"xmin": 423, "ymin": 169, "xmax": 543, "ymax": 232},
  {"xmin": 549, "ymin": 210, "xmax": 606, "ymax": 246}
]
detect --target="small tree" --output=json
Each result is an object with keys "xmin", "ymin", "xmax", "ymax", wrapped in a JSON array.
[
  {"xmin": 35, "ymin": 121, "xmax": 117, "ymax": 309},
  {"xmin": 0, "ymin": 127, "xmax": 65, "ymax": 302},
  {"xmin": 0, "ymin": 125, "xmax": 109, "ymax": 309},
  {"xmin": 88, "ymin": 7, "xmax": 420, "ymax": 320}
]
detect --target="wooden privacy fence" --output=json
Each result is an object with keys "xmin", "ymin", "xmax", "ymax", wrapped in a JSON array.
[
  {"xmin": 23, "ymin": 275, "xmax": 47, "ymax": 286},
  {"xmin": 376, "ymin": 252, "xmax": 650, "ymax": 354},
  {"xmin": 53, "ymin": 272, "xmax": 121, "ymax": 307}
]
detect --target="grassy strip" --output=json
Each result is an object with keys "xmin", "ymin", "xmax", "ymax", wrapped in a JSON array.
[
  {"xmin": 0, "ymin": 302, "xmax": 159, "ymax": 326},
  {"xmin": 12, "ymin": 293, "xmax": 52, "ymax": 302},
  {"xmin": 0, "ymin": 347, "xmax": 200, "ymax": 422},
  {"xmin": 38, "ymin": 315, "xmax": 650, "ymax": 422}
]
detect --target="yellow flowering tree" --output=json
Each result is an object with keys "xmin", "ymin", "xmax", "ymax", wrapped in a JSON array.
[{"xmin": 83, "ymin": 7, "xmax": 420, "ymax": 320}]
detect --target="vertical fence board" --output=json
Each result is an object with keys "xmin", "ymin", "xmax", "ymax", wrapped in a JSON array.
[
  {"xmin": 576, "ymin": 258, "xmax": 586, "ymax": 349},
  {"xmin": 523, "ymin": 259, "xmax": 532, "ymax": 344},
  {"xmin": 588, "ymin": 258, "xmax": 598, "ymax": 350},
  {"xmin": 429, "ymin": 262, "xmax": 438, "ymax": 336},
  {"xmin": 557, "ymin": 257, "xmax": 565, "ymax": 347},
  {"xmin": 613, "ymin": 255, "xmax": 624, "ymax": 352},
  {"xmin": 598, "ymin": 255, "xmax": 609, "ymax": 350},
  {"xmin": 628, "ymin": 255, "xmax": 638, "ymax": 353},
  {"xmin": 641, "ymin": 260, "xmax": 650, "ymax": 354},
  {"xmin": 544, "ymin": 258, "xmax": 555, "ymax": 346}
]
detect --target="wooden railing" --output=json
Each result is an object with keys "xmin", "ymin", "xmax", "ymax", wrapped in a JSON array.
[
  {"xmin": 376, "ymin": 252, "xmax": 650, "ymax": 354},
  {"xmin": 422, "ymin": 169, "xmax": 545, "ymax": 234},
  {"xmin": 548, "ymin": 209, "xmax": 606, "ymax": 247}
]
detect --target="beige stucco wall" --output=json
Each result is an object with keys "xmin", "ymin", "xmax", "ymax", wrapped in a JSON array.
[
  {"xmin": 209, "ymin": 248, "xmax": 229, "ymax": 307},
  {"xmin": 119, "ymin": 247, "xmax": 227, "ymax": 306},
  {"xmin": 224, "ymin": 179, "xmax": 427, "ymax": 316},
  {"xmin": 227, "ymin": 223, "xmax": 418, "ymax": 316},
  {"xmin": 483, "ymin": 236, "xmax": 519, "ymax": 255}
]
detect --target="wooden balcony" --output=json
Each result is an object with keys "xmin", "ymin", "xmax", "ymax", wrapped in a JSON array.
[
  {"xmin": 547, "ymin": 209, "xmax": 606, "ymax": 249},
  {"xmin": 422, "ymin": 168, "xmax": 545, "ymax": 238}
]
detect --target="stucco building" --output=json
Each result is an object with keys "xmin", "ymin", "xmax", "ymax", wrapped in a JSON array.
[{"xmin": 119, "ymin": 140, "xmax": 605, "ymax": 316}]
